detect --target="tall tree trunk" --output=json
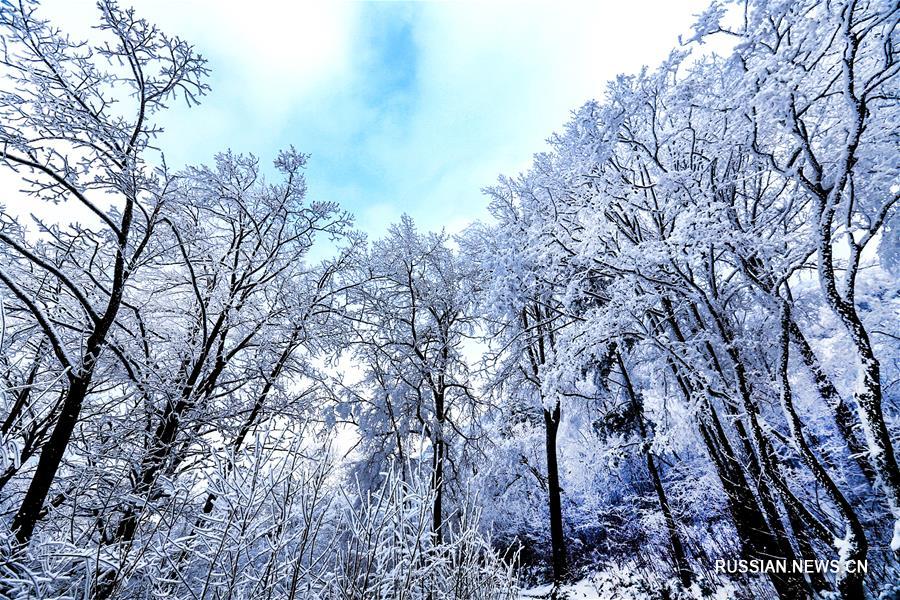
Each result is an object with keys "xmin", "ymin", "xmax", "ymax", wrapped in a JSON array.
[
  {"xmin": 646, "ymin": 440, "xmax": 692, "ymax": 588},
  {"xmin": 708, "ymin": 403, "xmax": 814, "ymax": 599},
  {"xmin": 788, "ymin": 320, "xmax": 876, "ymax": 484},
  {"xmin": 815, "ymin": 184, "xmax": 900, "ymax": 543},
  {"xmin": 701, "ymin": 401, "xmax": 810, "ymax": 600},
  {"xmin": 684, "ymin": 302, "xmax": 801, "ymax": 562},
  {"xmin": 11, "ymin": 193, "xmax": 134, "ymax": 547},
  {"xmin": 113, "ymin": 394, "xmax": 190, "ymax": 545},
  {"xmin": 431, "ymin": 386, "xmax": 446, "ymax": 546},
  {"xmin": 659, "ymin": 300, "xmax": 809, "ymax": 599},
  {"xmin": 741, "ymin": 256, "xmax": 876, "ymax": 484},
  {"xmin": 617, "ymin": 351, "xmax": 693, "ymax": 588},
  {"xmin": 113, "ymin": 313, "xmax": 233, "ymax": 547},
  {"xmin": 431, "ymin": 436, "xmax": 444, "ymax": 545},
  {"xmin": 687, "ymin": 302, "xmax": 824, "ymax": 571},
  {"xmin": 11, "ymin": 374, "xmax": 90, "ymax": 545},
  {"xmin": 705, "ymin": 302, "xmax": 858, "ymax": 600},
  {"xmin": 777, "ymin": 303, "xmax": 867, "ymax": 599},
  {"xmin": 543, "ymin": 401, "xmax": 567, "ymax": 586}
]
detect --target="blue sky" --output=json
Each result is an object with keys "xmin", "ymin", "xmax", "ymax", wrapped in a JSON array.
[{"xmin": 37, "ymin": 0, "xmax": 712, "ymax": 238}]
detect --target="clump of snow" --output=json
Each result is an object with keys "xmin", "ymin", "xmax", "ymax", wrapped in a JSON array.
[{"xmin": 834, "ymin": 532, "xmax": 853, "ymax": 564}]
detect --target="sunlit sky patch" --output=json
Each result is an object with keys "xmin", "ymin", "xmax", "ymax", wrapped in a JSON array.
[{"xmin": 34, "ymin": 0, "xmax": 712, "ymax": 238}]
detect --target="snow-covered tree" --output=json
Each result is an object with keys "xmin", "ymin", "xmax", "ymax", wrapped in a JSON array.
[
  {"xmin": 0, "ymin": 0, "xmax": 208, "ymax": 545},
  {"xmin": 342, "ymin": 216, "xmax": 481, "ymax": 545}
]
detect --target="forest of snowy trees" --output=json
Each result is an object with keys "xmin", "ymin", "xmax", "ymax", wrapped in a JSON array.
[{"xmin": 0, "ymin": 0, "xmax": 898, "ymax": 598}]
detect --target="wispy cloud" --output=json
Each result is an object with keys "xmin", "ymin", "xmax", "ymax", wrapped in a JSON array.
[{"xmin": 31, "ymin": 0, "xmax": 712, "ymax": 238}]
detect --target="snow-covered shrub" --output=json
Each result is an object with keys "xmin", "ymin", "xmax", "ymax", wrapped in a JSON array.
[{"xmin": 327, "ymin": 461, "xmax": 519, "ymax": 600}]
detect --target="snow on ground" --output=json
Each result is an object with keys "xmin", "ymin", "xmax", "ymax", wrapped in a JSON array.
[{"xmin": 519, "ymin": 567, "xmax": 739, "ymax": 600}]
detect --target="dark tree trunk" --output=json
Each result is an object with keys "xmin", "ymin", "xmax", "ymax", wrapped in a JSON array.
[
  {"xmin": 432, "ymin": 436, "xmax": 444, "ymax": 545},
  {"xmin": 543, "ymin": 401, "xmax": 567, "ymax": 585},
  {"xmin": 700, "ymin": 404, "xmax": 810, "ymax": 600},
  {"xmin": 114, "ymin": 394, "xmax": 190, "ymax": 545},
  {"xmin": 778, "ymin": 304, "xmax": 867, "ymax": 599},
  {"xmin": 431, "ymin": 385, "xmax": 446, "ymax": 546},
  {"xmin": 788, "ymin": 320, "xmax": 876, "ymax": 485},
  {"xmin": 738, "ymin": 256, "xmax": 875, "ymax": 485},
  {"xmin": 659, "ymin": 300, "xmax": 809, "ymax": 599},
  {"xmin": 646, "ymin": 451, "xmax": 692, "ymax": 588},
  {"xmin": 686, "ymin": 301, "xmax": 809, "ymax": 574},
  {"xmin": 11, "ymin": 374, "xmax": 90, "ymax": 545},
  {"xmin": 617, "ymin": 351, "xmax": 693, "ymax": 588},
  {"xmin": 113, "ymin": 313, "xmax": 233, "ymax": 547},
  {"xmin": 11, "ymin": 193, "xmax": 134, "ymax": 547},
  {"xmin": 816, "ymin": 200, "xmax": 900, "ymax": 531}
]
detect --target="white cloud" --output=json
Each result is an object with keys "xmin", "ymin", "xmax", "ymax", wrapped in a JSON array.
[
  {"xmin": 33, "ymin": 0, "xmax": 360, "ymax": 168},
  {"xmin": 309, "ymin": 0, "xmax": 715, "ymax": 235},
  {"xmin": 38, "ymin": 0, "xmax": 357, "ymax": 108},
  {"xmin": 18, "ymin": 0, "xmax": 717, "ymax": 237}
]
